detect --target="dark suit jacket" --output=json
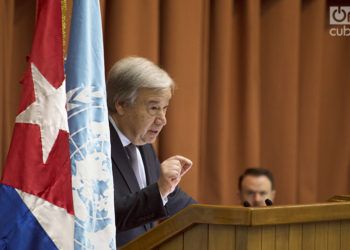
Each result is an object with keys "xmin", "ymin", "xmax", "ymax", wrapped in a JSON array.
[{"xmin": 110, "ymin": 122, "xmax": 196, "ymax": 247}]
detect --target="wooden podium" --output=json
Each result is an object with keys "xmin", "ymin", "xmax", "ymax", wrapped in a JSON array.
[{"xmin": 120, "ymin": 200, "xmax": 350, "ymax": 250}]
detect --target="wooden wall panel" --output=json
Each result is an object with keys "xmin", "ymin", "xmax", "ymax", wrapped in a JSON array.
[
  {"xmin": 302, "ymin": 223, "xmax": 315, "ymax": 250},
  {"xmin": 276, "ymin": 225, "xmax": 289, "ymax": 250},
  {"xmin": 236, "ymin": 226, "xmax": 248, "ymax": 249},
  {"xmin": 159, "ymin": 234, "xmax": 183, "ymax": 250},
  {"xmin": 262, "ymin": 225, "xmax": 275, "ymax": 250},
  {"xmin": 315, "ymin": 222, "xmax": 328, "ymax": 250},
  {"xmin": 328, "ymin": 221, "xmax": 341, "ymax": 249},
  {"xmin": 289, "ymin": 224, "xmax": 302, "ymax": 250},
  {"xmin": 247, "ymin": 226, "xmax": 262, "ymax": 250},
  {"xmin": 208, "ymin": 224, "xmax": 236, "ymax": 250},
  {"xmin": 340, "ymin": 220, "xmax": 350, "ymax": 250},
  {"xmin": 184, "ymin": 224, "xmax": 208, "ymax": 250}
]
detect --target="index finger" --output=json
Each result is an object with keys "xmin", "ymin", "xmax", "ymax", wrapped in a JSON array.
[
  {"xmin": 180, "ymin": 163, "xmax": 191, "ymax": 177},
  {"xmin": 172, "ymin": 155, "xmax": 192, "ymax": 177},
  {"xmin": 173, "ymin": 155, "xmax": 192, "ymax": 167}
]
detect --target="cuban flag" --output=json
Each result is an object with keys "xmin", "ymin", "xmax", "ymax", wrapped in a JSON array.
[
  {"xmin": 0, "ymin": 0, "xmax": 74, "ymax": 249},
  {"xmin": 65, "ymin": 0, "xmax": 116, "ymax": 249}
]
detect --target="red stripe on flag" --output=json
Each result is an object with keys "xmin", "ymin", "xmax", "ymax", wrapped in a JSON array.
[
  {"xmin": 2, "ymin": 123, "xmax": 74, "ymax": 214},
  {"xmin": 31, "ymin": 0, "xmax": 64, "ymax": 88}
]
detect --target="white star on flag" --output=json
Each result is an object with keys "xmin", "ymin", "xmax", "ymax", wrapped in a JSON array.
[{"xmin": 16, "ymin": 63, "xmax": 69, "ymax": 163}]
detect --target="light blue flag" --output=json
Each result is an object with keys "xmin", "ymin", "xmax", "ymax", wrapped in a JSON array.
[{"xmin": 65, "ymin": 0, "xmax": 116, "ymax": 249}]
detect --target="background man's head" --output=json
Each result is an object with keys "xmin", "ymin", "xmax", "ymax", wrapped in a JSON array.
[
  {"xmin": 107, "ymin": 57, "xmax": 174, "ymax": 145},
  {"xmin": 238, "ymin": 167, "xmax": 275, "ymax": 207}
]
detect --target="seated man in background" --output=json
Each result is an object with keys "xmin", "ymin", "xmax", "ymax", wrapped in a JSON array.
[
  {"xmin": 107, "ymin": 56, "xmax": 196, "ymax": 247},
  {"xmin": 238, "ymin": 167, "xmax": 276, "ymax": 207}
]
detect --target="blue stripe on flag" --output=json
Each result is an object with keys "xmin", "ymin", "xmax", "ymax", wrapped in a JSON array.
[{"xmin": 0, "ymin": 184, "xmax": 57, "ymax": 250}]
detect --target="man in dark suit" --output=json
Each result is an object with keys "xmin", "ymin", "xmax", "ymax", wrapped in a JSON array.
[{"xmin": 106, "ymin": 57, "xmax": 196, "ymax": 247}]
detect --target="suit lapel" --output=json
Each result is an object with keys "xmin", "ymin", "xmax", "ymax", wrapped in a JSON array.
[
  {"xmin": 109, "ymin": 122, "xmax": 140, "ymax": 193},
  {"xmin": 139, "ymin": 145, "xmax": 157, "ymax": 231}
]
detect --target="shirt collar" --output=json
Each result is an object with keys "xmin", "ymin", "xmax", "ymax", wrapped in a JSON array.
[{"xmin": 109, "ymin": 115, "xmax": 131, "ymax": 147}]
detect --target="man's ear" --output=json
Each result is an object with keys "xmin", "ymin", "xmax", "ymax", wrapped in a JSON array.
[
  {"xmin": 115, "ymin": 101, "xmax": 126, "ymax": 115},
  {"xmin": 270, "ymin": 190, "xmax": 276, "ymax": 201}
]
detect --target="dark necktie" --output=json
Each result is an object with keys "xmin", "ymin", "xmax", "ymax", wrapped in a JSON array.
[{"xmin": 125, "ymin": 143, "xmax": 144, "ymax": 188}]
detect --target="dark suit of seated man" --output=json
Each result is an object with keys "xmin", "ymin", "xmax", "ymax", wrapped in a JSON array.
[{"xmin": 106, "ymin": 57, "xmax": 196, "ymax": 247}]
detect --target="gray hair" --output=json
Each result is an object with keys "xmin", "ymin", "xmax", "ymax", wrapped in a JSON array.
[{"xmin": 107, "ymin": 56, "xmax": 175, "ymax": 113}]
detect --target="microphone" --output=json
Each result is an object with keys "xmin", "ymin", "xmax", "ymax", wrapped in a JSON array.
[
  {"xmin": 243, "ymin": 201, "xmax": 251, "ymax": 207},
  {"xmin": 265, "ymin": 199, "xmax": 273, "ymax": 206}
]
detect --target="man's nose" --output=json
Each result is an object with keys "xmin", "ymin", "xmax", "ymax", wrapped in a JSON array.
[
  {"xmin": 253, "ymin": 193, "xmax": 263, "ymax": 202},
  {"xmin": 155, "ymin": 110, "xmax": 167, "ymax": 125}
]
